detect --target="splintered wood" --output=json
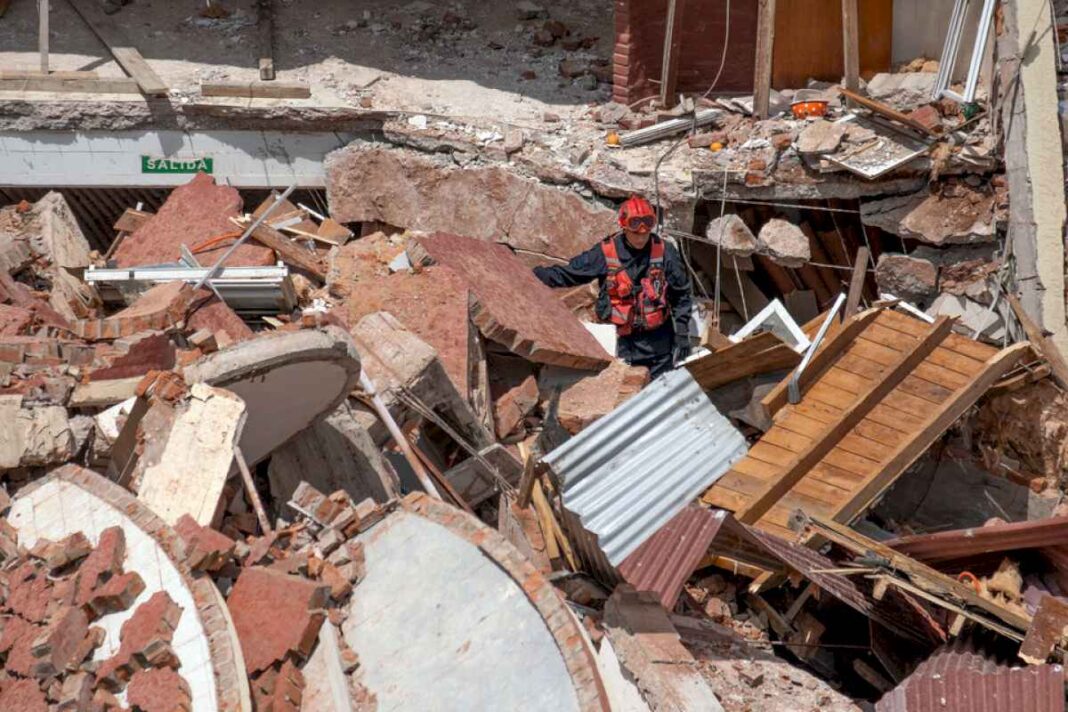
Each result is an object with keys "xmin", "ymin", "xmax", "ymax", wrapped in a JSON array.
[{"xmin": 702, "ymin": 308, "xmax": 1026, "ymax": 539}]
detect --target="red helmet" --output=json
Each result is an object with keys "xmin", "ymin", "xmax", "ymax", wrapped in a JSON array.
[{"xmin": 618, "ymin": 195, "xmax": 657, "ymax": 233}]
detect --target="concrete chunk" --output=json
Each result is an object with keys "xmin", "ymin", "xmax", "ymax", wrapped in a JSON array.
[
  {"xmin": 757, "ymin": 219, "xmax": 811, "ymax": 268},
  {"xmin": 874, "ymin": 253, "xmax": 939, "ymax": 306},
  {"xmin": 704, "ymin": 215, "xmax": 759, "ymax": 257},
  {"xmin": 861, "ymin": 186, "xmax": 1000, "ymax": 245}
]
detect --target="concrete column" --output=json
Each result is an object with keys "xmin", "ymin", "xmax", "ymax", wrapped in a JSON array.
[{"xmin": 997, "ymin": 0, "xmax": 1068, "ymax": 353}]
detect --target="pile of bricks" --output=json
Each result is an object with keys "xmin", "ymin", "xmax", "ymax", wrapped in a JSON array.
[{"xmin": 0, "ymin": 525, "xmax": 191, "ymax": 711}]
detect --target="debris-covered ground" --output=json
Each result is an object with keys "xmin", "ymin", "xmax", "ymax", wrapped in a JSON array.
[{"xmin": 0, "ymin": 0, "xmax": 1068, "ymax": 710}]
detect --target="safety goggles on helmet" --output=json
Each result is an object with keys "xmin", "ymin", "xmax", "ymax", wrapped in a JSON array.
[{"xmin": 626, "ymin": 215, "xmax": 657, "ymax": 232}]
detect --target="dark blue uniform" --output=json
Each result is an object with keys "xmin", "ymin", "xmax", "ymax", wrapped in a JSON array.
[{"xmin": 534, "ymin": 233, "xmax": 694, "ymax": 378}]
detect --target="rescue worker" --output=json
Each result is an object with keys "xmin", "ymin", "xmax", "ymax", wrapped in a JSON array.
[{"xmin": 533, "ymin": 195, "xmax": 693, "ymax": 379}]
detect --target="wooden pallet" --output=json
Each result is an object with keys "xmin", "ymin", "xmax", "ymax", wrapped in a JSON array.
[{"xmin": 701, "ymin": 308, "xmax": 1028, "ymax": 540}]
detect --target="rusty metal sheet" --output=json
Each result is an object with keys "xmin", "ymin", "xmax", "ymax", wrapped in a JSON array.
[
  {"xmin": 876, "ymin": 639, "xmax": 1065, "ymax": 712},
  {"xmin": 1020, "ymin": 594, "xmax": 1068, "ymax": 665},
  {"xmin": 617, "ymin": 506, "xmax": 724, "ymax": 610},
  {"xmin": 888, "ymin": 517, "xmax": 1068, "ymax": 568}
]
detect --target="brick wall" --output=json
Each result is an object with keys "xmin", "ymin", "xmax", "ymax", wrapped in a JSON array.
[{"xmin": 613, "ymin": 0, "xmax": 758, "ymax": 105}]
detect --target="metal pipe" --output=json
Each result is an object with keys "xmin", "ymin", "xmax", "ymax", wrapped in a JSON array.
[
  {"xmin": 359, "ymin": 370, "xmax": 442, "ymax": 500},
  {"xmin": 194, "ymin": 184, "xmax": 295, "ymax": 290},
  {"xmin": 788, "ymin": 292, "xmax": 846, "ymax": 404}
]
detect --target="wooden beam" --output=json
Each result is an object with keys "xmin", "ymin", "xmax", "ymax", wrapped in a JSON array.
[
  {"xmin": 686, "ymin": 331, "xmax": 801, "ymax": 391},
  {"xmin": 843, "ymin": 246, "xmax": 869, "ymax": 320},
  {"xmin": 516, "ymin": 442, "xmax": 538, "ymax": 509},
  {"xmin": 0, "ymin": 70, "xmax": 98, "ymax": 80},
  {"xmin": 232, "ymin": 218, "xmax": 327, "ymax": 281},
  {"xmin": 737, "ymin": 316, "xmax": 954, "ymax": 524},
  {"xmin": 761, "ymin": 307, "xmax": 882, "ymax": 419},
  {"xmin": 809, "ymin": 516, "xmax": 1034, "ymax": 633},
  {"xmin": 828, "ymin": 342, "xmax": 1030, "ymax": 524},
  {"xmin": 233, "ymin": 445, "xmax": 272, "ymax": 535},
  {"xmin": 67, "ymin": 0, "xmax": 169, "ymax": 96},
  {"xmin": 1006, "ymin": 292, "xmax": 1068, "ymax": 390},
  {"xmin": 39, "ymin": 0, "xmax": 49, "ymax": 74},
  {"xmin": 202, "ymin": 81, "xmax": 310, "ymax": 99},
  {"xmin": 0, "ymin": 77, "xmax": 140, "ymax": 93},
  {"xmin": 112, "ymin": 208, "xmax": 153, "ymax": 233},
  {"xmin": 838, "ymin": 87, "xmax": 939, "ymax": 136},
  {"xmin": 659, "ymin": 0, "xmax": 685, "ymax": 108},
  {"xmin": 257, "ymin": 0, "xmax": 275, "ymax": 81},
  {"xmin": 841, "ymin": 0, "xmax": 859, "ymax": 92},
  {"xmin": 753, "ymin": 0, "xmax": 776, "ymax": 118},
  {"xmin": 407, "ymin": 431, "xmax": 476, "ymax": 515}
]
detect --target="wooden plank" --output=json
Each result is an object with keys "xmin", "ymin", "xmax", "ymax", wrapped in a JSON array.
[
  {"xmin": 835, "ymin": 351, "xmax": 888, "ymax": 381},
  {"xmin": 809, "ymin": 515, "xmax": 1033, "ymax": 633},
  {"xmin": 830, "ymin": 342, "xmax": 1030, "ymax": 524},
  {"xmin": 234, "ymin": 219, "xmax": 327, "ymax": 280},
  {"xmin": 0, "ymin": 77, "xmax": 140, "ymax": 93},
  {"xmin": 67, "ymin": 0, "xmax": 168, "ymax": 96},
  {"xmin": 39, "ymin": 0, "xmax": 49, "ymax": 73},
  {"xmin": 1019, "ymin": 594, "xmax": 1068, "ymax": 664},
  {"xmin": 686, "ymin": 331, "xmax": 800, "ymax": 391},
  {"xmin": 112, "ymin": 208, "xmax": 153, "ymax": 233},
  {"xmin": 0, "ymin": 70, "xmax": 98, "ymax": 79},
  {"xmin": 840, "ymin": 0, "xmax": 859, "ymax": 92},
  {"xmin": 202, "ymin": 81, "xmax": 310, "ymax": 99},
  {"xmin": 257, "ymin": 0, "xmax": 275, "ymax": 81},
  {"xmin": 753, "ymin": 0, "xmax": 776, "ymax": 118},
  {"xmin": 805, "ymin": 381, "xmax": 860, "ymax": 410},
  {"xmin": 839, "ymin": 87, "xmax": 937, "ymax": 136},
  {"xmin": 898, "ymin": 374, "xmax": 953, "ymax": 405},
  {"xmin": 658, "ymin": 0, "xmax": 685, "ymax": 108},
  {"xmin": 737, "ymin": 317, "xmax": 953, "ymax": 525},
  {"xmin": 844, "ymin": 246, "xmax": 868, "ymax": 319},
  {"xmin": 1006, "ymin": 292, "xmax": 1068, "ymax": 390},
  {"xmin": 761, "ymin": 308, "xmax": 882, "ymax": 418}
]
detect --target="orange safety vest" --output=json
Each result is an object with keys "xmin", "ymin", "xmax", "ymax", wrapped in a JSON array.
[{"xmin": 599, "ymin": 234, "xmax": 670, "ymax": 336}]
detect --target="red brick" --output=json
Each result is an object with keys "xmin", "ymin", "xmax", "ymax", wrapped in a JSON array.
[
  {"xmin": 96, "ymin": 591, "xmax": 183, "ymax": 687},
  {"xmin": 74, "ymin": 527, "xmax": 126, "ymax": 608},
  {"xmin": 252, "ymin": 659, "xmax": 304, "ymax": 712},
  {"xmin": 56, "ymin": 671, "xmax": 93, "ymax": 711},
  {"xmin": 6, "ymin": 564, "xmax": 52, "ymax": 623},
  {"xmin": 113, "ymin": 173, "xmax": 274, "ymax": 269},
  {"xmin": 186, "ymin": 295, "xmax": 254, "ymax": 345},
  {"xmin": 30, "ymin": 605, "xmax": 88, "ymax": 678},
  {"xmin": 0, "ymin": 304, "xmax": 35, "ymax": 336},
  {"xmin": 493, "ymin": 374, "xmax": 539, "ymax": 439},
  {"xmin": 83, "ymin": 572, "xmax": 145, "ymax": 618},
  {"xmin": 412, "ymin": 233, "xmax": 610, "ymax": 370},
  {"xmin": 89, "ymin": 332, "xmax": 177, "ymax": 380},
  {"xmin": 126, "ymin": 668, "xmax": 191, "ymax": 712},
  {"xmin": 0, "ymin": 678, "xmax": 48, "ymax": 712},
  {"xmin": 0, "ymin": 616, "xmax": 42, "ymax": 677},
  {"xmin": 73, "ymin": 282, "xmax": 206, "ymax": 341},
  {"xmin": 31, "ymin": 532, "xmax": 93, "ymax": 572},
  {"xmin": 227, "ymin": 567, "xmax": 329, "ymax": 674},
  {"xmin": 173, "ymin": 514, "xmax": 235, "ymax": 573},
  {"xmin": 0, "ymin": 272, "xmax": 71, "ymax": 333}
]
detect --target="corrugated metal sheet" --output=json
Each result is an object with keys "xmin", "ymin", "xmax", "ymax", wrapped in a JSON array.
[
  {"xmin": 876, "ymin": 639, "xmax": 1065, "ymax": 712},
  {"xmin": 888, "ymin": 517, "xmax": 1068, "ymax": 572},
  {"xmin": 617, "ymin": 505, "xmax": 724, "ymax": 610},
  {"xmin": 543, "ymin": 368, "xmax": 746, "ymax": 569}
]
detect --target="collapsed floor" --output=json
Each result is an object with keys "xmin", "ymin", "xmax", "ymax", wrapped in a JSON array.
[{"xmin": 0, "ymin": 2, "xmax": 1067, "ymax": 710}]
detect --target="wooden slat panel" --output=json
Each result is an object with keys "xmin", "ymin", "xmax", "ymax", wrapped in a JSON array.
[
  {"xmin": 822, "ymin": 447, "xmax": 880, "ymax": 477},
  {"xmin": 820, "ymin": 366, "xmax": 874, "ymax": 395},
  {"xmin": 805, "ymin": 382, "xmax": 859, "ymax": 410},
  {"xmin": 898, "ymin": 374, "xmax": 954, "ymax": 405},
  {"xmin": 911, "ymin": 361, "xmax": 972, "ymax": 391},
  {"xmin": 852, "ymin": 418, "xmax": 910, "ymax": 448},
  {"xmin": 926, "ymin": 347, "xmax": 988, "ymax": 377},
  {"xmin": 837, "ymin": 432, "xmax": 894, "ymax": 463},
  {"xmin": 777, "ymin": 412, "xmax": 831, "ymax": 439},
  {"xmin": 749, "ymin": 442, "xmax": 795, "ymax": 467},
  {"xmin": 851, "ymin": 337, "xmax": 903, "ymax": 366},
  {"xmin": 835, "ymin": 351, "xmax": 888, "ymax": 380},
  {"xmin": 864, "ymin": 321, "xmax": 920, "ymax": 352},
  {"xmin": 865, "ymin": 402, "xmax": 929, "ymax": 434},
  {"xmin": 760, "ymin": 428, "xmax": 813, "ymax": 454}
]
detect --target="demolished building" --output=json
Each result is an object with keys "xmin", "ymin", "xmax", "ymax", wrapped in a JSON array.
[{"xmin": 0, "ymin": 0, "xmax": 1067, "ymax": 709}]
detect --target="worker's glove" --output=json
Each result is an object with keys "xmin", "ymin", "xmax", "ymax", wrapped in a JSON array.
[{"xmin": 673, "ymin": 337, "xmax": 693, "ymax": 366}]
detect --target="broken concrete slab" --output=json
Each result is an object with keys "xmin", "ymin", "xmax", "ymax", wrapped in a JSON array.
[
  {"xmin": 7, "ymin": 465, "xmax": 251, "ymax": 711},
  {"xmin": 267, "ymin": 401, "xmax": 398, "ymax": 509},
  {"xmin": 350, "ymin": 311, "xmax": 491, "ymax": 449},
  {"xmin": 539, "ymin": 360, "xmax": 650, "ymax": 435},
  {"xmin": 927, "ymin": 292, "xmax": 1006, "ymax": 342},
  {"xmin": 704, "ymin": 214, "xmax": 758, "ymax": 257},
  {"xmin": 300, "ymin": 621, "xmax": 354, "ymax": 712},
  {"xmin": 331, "ymin": 234, "xmax": 473, "ymax": 397},
  {"xmin": 112, "ymin": 172, "xmax": 275, "ymax": 269},
  {"xmin": 757, "ymin": 219, "xmax": 810, "ymax": 268},
  {"xmin": 136, "ymin": 383, "xmax": 247, "ymax": 527},
  {"xmin": 874, "ymin": 253, "xmax": 939, "ymax": 306},
  {"xmin": 796, "ymin": 120, "xmax": 848, "ymax": 155},
  {"xmin": 860, "ymin": 186, "xmax": 1000, "ymax": 245},
  {"xmin": 603, "ymin": 586, "xmax": 725, "ymax": 711},
  {"xmin": 410, "ymin": 232, "xmax": 612, "ymax": 370},
  {"xmin": 493, "ymin": 373, "xmax": 539, "ymax": 439},
  {"xmin": 0, "ymin": 395, "xmax": 76, "ymax": 471},
  {"xmin": 343, "ymin": 493, "xmax": 608, "ymax": 711},
  {"xmin": 183, "ymin": 326, "xmax": 362, "ymax": 467},
  {"xmin": 325, "ymin": 142, "xmax": 618, "ymax": 260}
]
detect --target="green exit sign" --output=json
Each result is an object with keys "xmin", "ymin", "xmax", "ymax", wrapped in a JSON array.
[{"xmin": 141, "ymin": 156, "xmax": 213, "ymax": 174}]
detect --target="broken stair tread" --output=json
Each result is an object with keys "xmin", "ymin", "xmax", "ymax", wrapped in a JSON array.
[
  {"xmin": 410, "ymin": 232, "xmax": 611, "ymax": 370},
  {"xmin": 701, "ymin": 308, "xmax": 1016, "ymax": 536}
]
